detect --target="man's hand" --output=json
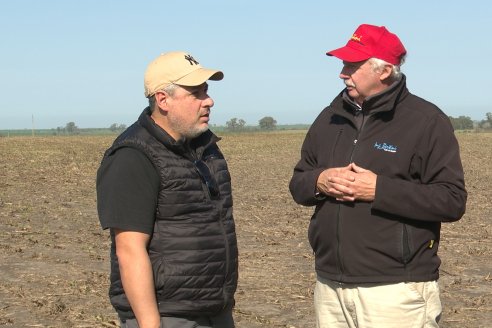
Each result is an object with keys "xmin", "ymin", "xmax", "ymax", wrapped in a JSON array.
[
  {"xmin": 316, "ymin": 164, "xmax": 356, "ymax": 201},
  {"xmin": 316, "ymin": 163, "xmax": 377, "ymax": 202},
  {"xmin": 349, "ymin": 163, "xmax": 377, "ymax": 202}
]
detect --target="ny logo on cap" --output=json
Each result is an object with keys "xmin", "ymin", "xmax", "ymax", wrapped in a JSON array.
[{"xmin": 184, "ymin": 54, "xmax": 199, "ymax": 65}]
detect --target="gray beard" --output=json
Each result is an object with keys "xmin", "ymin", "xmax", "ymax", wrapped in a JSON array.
[{"xmin": 168, "ymin": 115, "xmax": 209, "ymax": 141}]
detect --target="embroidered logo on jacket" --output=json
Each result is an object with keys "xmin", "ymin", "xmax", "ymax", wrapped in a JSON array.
[{"xmin": 374, "ymin": 142, "xmax": 397, "ymax": 153}]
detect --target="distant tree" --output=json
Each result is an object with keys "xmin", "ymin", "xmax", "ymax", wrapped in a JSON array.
[
  {"xmin": 259, "ymin": 116, "xmax": 277, "ymax": 130},
  {"xmin": 449, "ymin": 116, "xmax": 473, "ymax": 130},
  {"xmin": 477, "ymin": 112, "xmax": 492, "ymax": 129},
  {"xmin": 226, "ymin": 118, "xmax": 238, "ymax": 131},
  {"xmin": 65, "ymin": 122, "xmax": 79, "ymax": 135},
  {"xmin": 480, "ymin": 121, "xmax": 491, "ymax": 129},
  {"xmin": 109, "ymin": 123, "xmax": 127, "ymax": 132},
  {"xmin": 226, "ymin": 118, "xmax": 246, "ymax": 132}
]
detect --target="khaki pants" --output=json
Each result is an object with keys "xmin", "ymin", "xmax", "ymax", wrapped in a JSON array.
[{"xmin": 314, "ymin": 276, "xmax": 442, "ymax": 328}]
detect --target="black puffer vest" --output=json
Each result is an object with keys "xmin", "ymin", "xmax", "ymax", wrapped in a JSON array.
[{"xmin": 102, "ymin": 108, "xmax": 238, "ymax": 320}]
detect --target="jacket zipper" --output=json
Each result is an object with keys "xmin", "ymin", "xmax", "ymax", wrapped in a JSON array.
[
  {"xmin": 337, "ymin": 112, "xmax": 366, "ymax": 280},
  {"xmin": 191, "ymin": 147, "xmax": 214, "ymax": 201},
  {"xmin": 194, "ymin": 146, "xmax": 231, "ymax": 306},
  {"xmin": 202, "ymin": 154, "xmax": 230, "ymax": 307},
  {"xmin": 335, "ymin": 205, "xmax": 344, "ymax": 281},
  {"xmin": 349, "ymin": 112, "xmax": 365, "ymax": 163}
]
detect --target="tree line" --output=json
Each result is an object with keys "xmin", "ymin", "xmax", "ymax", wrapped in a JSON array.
[
  {"xmin": 51, "ymin": 118, "xmax": 279, "ymax": 136},
  {"xmin": 225, "ymin": 116, "xmax": 277, "ymax": 132},
  {"xmin": 449, "ymin": 112, "xmax": 492, "ymax": 131},
  {"xmin": 43, "ymin": 112, "xmax": 492, "ymax": 136},
  {"xmin": 53, "ymin": 122, "xmax": 127, "ymax": 135},
  {"xmin": 225, "ymin": 113, "xmax": 492, "ymax": 132}
]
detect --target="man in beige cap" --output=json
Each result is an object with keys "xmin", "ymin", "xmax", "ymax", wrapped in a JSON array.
[{"xmin": 97, "ymin": 51, "xmax": 238, "ymax": 328}]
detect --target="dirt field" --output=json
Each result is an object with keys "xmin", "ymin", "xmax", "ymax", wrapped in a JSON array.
[{"xmin": 0, "ymin": 132, "xmax": 490, "ymax": 327}]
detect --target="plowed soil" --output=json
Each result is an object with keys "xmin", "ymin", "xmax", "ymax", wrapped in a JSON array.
[{"xmin": 0, "ymin": 132, "xmax": 490, "ymax": 327}]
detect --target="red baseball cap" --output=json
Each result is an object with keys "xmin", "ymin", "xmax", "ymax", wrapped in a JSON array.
[{"xmin": 326, "ymin": 24, "xmax": 406, "ymax": 65}]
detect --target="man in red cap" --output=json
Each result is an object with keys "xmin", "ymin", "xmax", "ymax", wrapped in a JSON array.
[{"xmin": 289, "ymin": 24, "xmax": 467, "ymax": 327}]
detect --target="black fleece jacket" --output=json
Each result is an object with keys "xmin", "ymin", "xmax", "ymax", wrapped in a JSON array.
[{"xmin": 289, "ymin": 75, "xmax": 467, "ymax": 283}]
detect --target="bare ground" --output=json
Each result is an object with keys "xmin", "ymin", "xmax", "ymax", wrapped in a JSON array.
[{"xmin": 0, "ymin": 132, "xmax": 490, "ymax": 327}]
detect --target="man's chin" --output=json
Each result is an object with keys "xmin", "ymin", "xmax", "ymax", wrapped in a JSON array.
[
  {"xmin": 198, "ymin": 124, "xmax": 209, "ymax": 134},
  {"xmin": 187, "ymin": 125, "xmax": 209, "ymax": 139}
]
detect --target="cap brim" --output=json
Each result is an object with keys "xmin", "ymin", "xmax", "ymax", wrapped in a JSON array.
[
  {"xmin": 175, "ymin": 68, "xmax": 224, "ymax": 86},
  {"xmin": 326, "ymin": 45, "xmax": 371, "ymax": 63}
]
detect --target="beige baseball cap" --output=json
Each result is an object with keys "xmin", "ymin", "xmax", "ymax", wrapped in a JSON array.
[{"xmin": 144, "ymin": 51, "xmax": 224, "ymax": 98}]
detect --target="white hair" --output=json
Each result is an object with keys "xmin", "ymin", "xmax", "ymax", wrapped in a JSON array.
[{"xmin": 369, "ymin": 55, "xmax": 406, "ymax": 81}]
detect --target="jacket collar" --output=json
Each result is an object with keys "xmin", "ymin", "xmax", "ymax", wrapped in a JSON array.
[
  {"xmin": 138, "ymin": 107, "xmax": 219, "ymax": 159},
  {"xmin": 334, "ymin": 74, "xmax": 409, "ymax": 120}
]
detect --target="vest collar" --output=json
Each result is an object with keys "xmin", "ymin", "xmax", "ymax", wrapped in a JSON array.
[{"xmin": 138, "ymin": 107, "xmax": 219, "ymax": 159}]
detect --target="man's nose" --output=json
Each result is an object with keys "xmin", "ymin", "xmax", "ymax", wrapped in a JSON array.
[
  {"xmin": 339, "ymin": 67, "xmax": 350, "ymax": 79},
  {"xmin": 339, "ymin": 72, "xmax": 349, "ymax": 80},
  {"xmin": 204, "ymin": 95, "xmax": 214, "ymax": 108}
]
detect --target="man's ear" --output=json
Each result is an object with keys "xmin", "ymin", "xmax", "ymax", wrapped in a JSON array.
[
  {"xmin": 154, "ymin": 92, "xmax": 169, "ymax": 111},
  {"xmin": 379, "ymin": 65, "xmax": 393, "ymax": 81}
]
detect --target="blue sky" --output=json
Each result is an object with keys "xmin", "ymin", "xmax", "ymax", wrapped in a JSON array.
[{"xmin": 1, "ymin": 0, "xmax": 490, "ymax": 129}]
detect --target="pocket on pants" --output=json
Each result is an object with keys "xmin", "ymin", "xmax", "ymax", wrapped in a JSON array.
[{"xmin": 404, "ymin": 281, "xmax": 426, "ymax": 302}]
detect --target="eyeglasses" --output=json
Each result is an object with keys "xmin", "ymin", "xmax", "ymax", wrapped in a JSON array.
[{"xmin": 194, "ymin": 160, "xmax": 220, "ymax": 199}]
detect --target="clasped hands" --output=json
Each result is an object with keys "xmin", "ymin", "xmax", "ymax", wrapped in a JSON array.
[{"xmin": 316, "ymin": 163, "xmax": 377, "ymax": 202}]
